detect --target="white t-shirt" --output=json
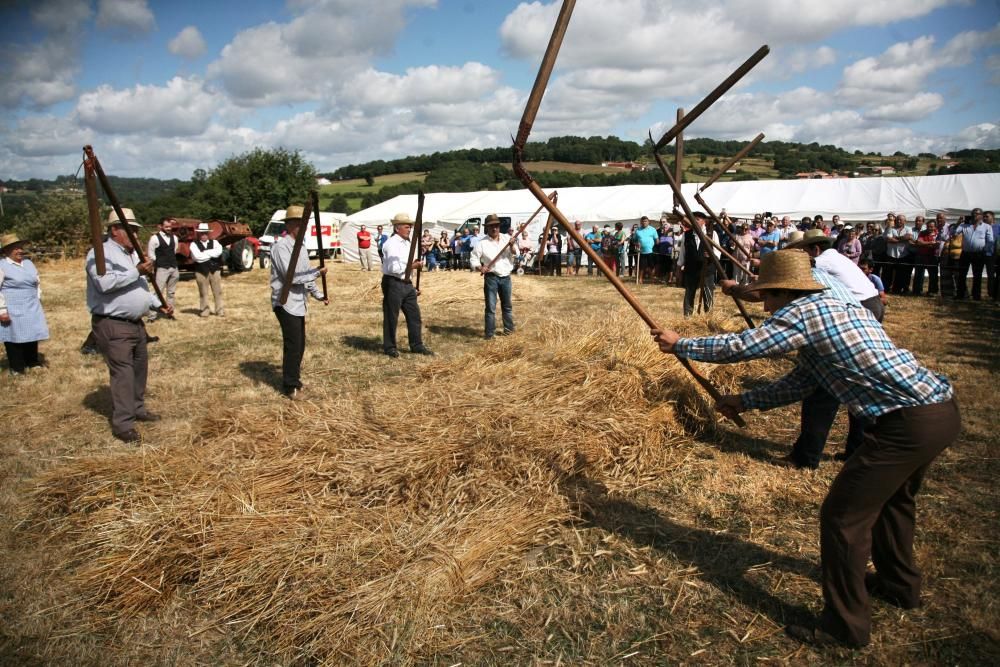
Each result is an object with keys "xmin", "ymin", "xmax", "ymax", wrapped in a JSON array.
[{"xmin": 815, "ymin": 248, "xmax": 878, "ymax": 300}]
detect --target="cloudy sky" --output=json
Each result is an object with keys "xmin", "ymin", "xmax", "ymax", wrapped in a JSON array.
[{"xmin": 2, "ymin": 0, "xmax": 998, "ymax": 180}]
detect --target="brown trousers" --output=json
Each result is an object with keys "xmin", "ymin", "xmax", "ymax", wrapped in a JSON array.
[
  {"xmin": 195, "ymin": 270, "xmax": 224, "ymax": 316},
  {"xmin": 92, "ymin": 316, "xmax": 148, "ymax": 435},
  {"xmin": 819, "ymin": 398, "xmax": 960, "ymax": 646}
]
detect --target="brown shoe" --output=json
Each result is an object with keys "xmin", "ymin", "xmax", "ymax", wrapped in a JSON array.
[
  {"xmin": 136, "ymin": 411, "xmax": 161, "ymax": 422},
  {"xmin": 786, "ymin": 624, "xmax": 865, "ymax": 648}
]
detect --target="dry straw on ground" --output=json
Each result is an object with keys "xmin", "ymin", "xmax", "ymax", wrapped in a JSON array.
[{"xmin": 29, "ymin": 311, "xmax": 781, "ymax": 664}]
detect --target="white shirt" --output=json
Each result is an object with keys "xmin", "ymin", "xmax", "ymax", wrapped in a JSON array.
[
  {"xmin": 190, "ymin": 238, "xmax": 223, "ymax": 263},
  {"xmin": 470, "ymin": 233, "xmax": 515, "ymax": 277},
  {"xmin": 676, "ymin": 227, "xmax": 720, "ymax": 269},
  {"xmin": 381, "ymin": 233, "xmax": 414, "ymax": 279},
  {"xmin": 815, "ymin": 248, "xmax": 878, "ymax": 301}
]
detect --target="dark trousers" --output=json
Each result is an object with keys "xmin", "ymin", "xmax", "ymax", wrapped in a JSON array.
[
  {"xmin": 92, "ymin": 315, "xmax": 148, "ymax": 435},
  {"xmin": 381, "ymin": 275, "xmax": 423, "ymax": 352},
  {"xmin": 819, "ymin": 398, "xmax": 960, "ymax": 646},
  {"xmin": 889, "ymin": 255, "xmax": 913, "ymax": 294},
  {"xmin": 274, "ymin": 307, "xmax": 305, "ymax": 393},
  {"xmin": 791, "ymin": 386, "xmax": 868, "ymax": 467},
  {"xmin": 988, "ymin": 254, "xmax": 998, "ymax": 300},
  {"xmin": 939, "ymin": 255, "xmax": 959, "ymax": 297},
  {"xmin": 4, "ymin": 341, "xmax": 39, "ymax": 374},
  {"xmin": 484, "ymin": 273, "xmax": 514, "ymax": 338},
  {"xmin": 956, "ymin": 251, "xmax": 986, "ymax": 299},
  {"xmin": 911, "ymin": 255, "xmax": 939, "ymax": 295},
  {"xmin": 682, "ymin": 263, "xmax": 716, "ymax": 316}
]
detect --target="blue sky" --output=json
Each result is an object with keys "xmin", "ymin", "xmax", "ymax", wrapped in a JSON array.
[{"xmin": 1, "ymin": 0, "xmax": 998, "ymax": 180}]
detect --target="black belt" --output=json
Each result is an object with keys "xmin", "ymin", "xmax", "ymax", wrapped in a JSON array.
[
  {"xmin": 93, "ymin": 313, "xmax": 143, "ymax": 325},
  {"xmin": 382, "ymin": 274, "xmax": 412, "ymax": 284}
]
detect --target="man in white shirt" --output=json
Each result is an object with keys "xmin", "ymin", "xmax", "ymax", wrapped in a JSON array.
[
  {"xmin": 789, "ymin": 229, "xmax": 883, "ymax": 321},
  {"xmin": 470, "ymin": 214, "xmax": 516, "ymax": 339},
  {"xmin": 189, "ymin": 222, "xmax": 225, "ymax": 317},
  {"xmin": 146, "ymin": 217, "xmax": 179, "ymax": 314},
  {"xmin": 381, "ymin": 212, "xmax": 433, "ymax": 358}
]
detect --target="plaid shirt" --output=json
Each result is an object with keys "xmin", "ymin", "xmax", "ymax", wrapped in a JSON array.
[{"xmin": 674, "ymin": 292, "xmax": 953, "ymax": 419}]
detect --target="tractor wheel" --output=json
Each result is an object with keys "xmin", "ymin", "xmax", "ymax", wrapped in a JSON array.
[
  {"xmin": 259, "ymin": 252, "xmax": 270, "ymax": 269},
  {"xmin": 229, "ymin": 239, "xmax": 255, "ymax": 272}
]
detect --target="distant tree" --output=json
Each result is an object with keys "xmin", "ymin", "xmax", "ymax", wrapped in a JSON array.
[
  {"xmin": 9, "ymin": 193, "xmax": 92, "ymax": 253},
  {"xmin": 328, "ymin": 193, "xmax": 351, "ymax": 215},
  {"xmin": 364, "ymin": 174, "xmax": 375, "ymax": 187}
]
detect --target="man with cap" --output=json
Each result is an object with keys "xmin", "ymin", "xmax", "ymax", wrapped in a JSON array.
[
  {"xmin": 270, "ymin": 205, "xmax": 329, "ymax": 399},
  {"xmin": 86, "ymin": 208, "xmax": 172, "ymax": 443},
  {"xmin": 190, "ymin": 222, "xmax": 225, "ymax": 317},
  {"xmin": 470, "ymin": 214, "xmax": 516, "ymax": 339},
  {"xmin": 651, "ymin": 249, "xmax": 959, "ymax": 650},
  {"xmin": 381, "ymin": 212, "xmax": 433, "ymax": 358},
  {"xmin": 146, "ymin": 217, "xmax": 179, "ymax": 316}
]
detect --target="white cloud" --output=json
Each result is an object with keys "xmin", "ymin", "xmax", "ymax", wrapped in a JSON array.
[
  {"xmin": 168, "ymin": 26, "xmax": 208, "ymax": 60},
  {"xmin": 96, "ymin": 0, "xmax": 156, "ymax": 35},
  {"xmin": 6, "ymin": 115, "xmax": 93, "ymax": 158},
  {"xmin": 947, "ymin": 121, "xmax": 1000, "ymax": 150},
  {"xmin": 346, "ymin": 63, "xmax": 501, "ymax": 110},
  {"xmin": 76, "ymin": 77, "xmax": 224, "ymax": 137},
  {"xmin": 207, "ymin": 0, "xmax": 435, "ymax": 106},
  {"xmin": 864, "ymin": 92, "xmax": 944, "ymax": 122}
]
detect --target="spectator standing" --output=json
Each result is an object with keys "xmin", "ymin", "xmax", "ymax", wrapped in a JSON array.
[
  {"xmin": 420, "ymin": 229, "xmax": 436, "ymax": 271},
  {"xmin": 544, "ymin": 227, "xmax": 562, "ymax": 276},
  {"xmin": 654, "ymin": 224, "xmax": 673, "ymax": 279},
  {"xmin": 460, "ymin": 228, "xmax": 474, "ymax": 270},
  {"xmin": 565, "ymin": 221, "xmax": 583, "ymax": 275},
  {"xmin": 375, "ymin": 225, "xmax": 389, "ymax": 262},
  {"xmin": 732, "ymin": 223, "xmax": 755, "ymax": 285},
  {"xmin": 757, "ymin": 220, "xmax": 781, "ymax": 258},
  {"xmin": 634, "ymin": 216, "xmax": 659, "ymax": 283},
  {"xmin": 883, "ymin": 214, "xmax": 912, "ymax": 293},
  {"xmin": 955, "ymin": 208, "xmax": 994, "ymax": 300},
  {"xmin": 615, "ymin": 222, "xmax": 629, "ymax": 277},
  {"xmin": 627, "ymin": 224, "xmax": 640, "ymax": 277},
  {"xmin": 356, "ymin": 224, "xmax": 374, "ymax": 271},
  {"xmin": 436, "ymin": 231, "xmax": 452, "ymax": 271},
  {"xmin": 146, "ymin": 217, "xmax": 179, "ymax": 314},
  {"xmin": 584, "ymin": 225, "xmax": 602, "ymax": 276},
  {"xmin": 190, "ymin": 223, "xmax": 225, "ymax": 317},
  {"xmin": 0, "ymin": 234, "xmax": 49, "ymax": 375},
  {"xmin": 838, "ymin": 227, "xmax": 862, "ymax": 264},
  {"xmin": 677, "ymin": 212, "xmax": 719, "ymax": 315},
  {"xmin": 911, "ymin": 219, "xmax": 939, "ymax": 296},
  {"xmin": 470, "ymin": 214, "xmax": 516, "ymax": 339}
]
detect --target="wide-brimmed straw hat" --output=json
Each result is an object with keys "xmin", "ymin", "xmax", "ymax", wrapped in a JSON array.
[
  {"xmin": 391, "ymin": 212, "xmax": 414, "ymax": 226},
  {"xmin": 484, "ymin": 213, "xmax": 501, "ymax": 226},
  {"xmin": 746, "ymin": 250, "xmax": 826, "ymax": 294},
  {"xmin": 785, "ymin": 228, "xmax": 833, "ymax": 250},
  {"xmin": 106, "ymin": 207, "xmax": 141, "ymax": 227},
  {"xmin": 0, "ymin": 233, "xmax": 23, "ymax": 252},
  {"xmin": 283, "ymin": 205, "xmax": 305, "ymax": 221},
  {"xmin": 785, "ymin": 230, "xmax": 804, "ymax": 246},
  {"xmin": 196, "ymin": 222, "xmax": 211, "ymax": 233}
]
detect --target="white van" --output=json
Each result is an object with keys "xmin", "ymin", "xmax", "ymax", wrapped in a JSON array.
[{"xmin": 258, "ymin": 209, "xmax": 346, "ymax": 268}]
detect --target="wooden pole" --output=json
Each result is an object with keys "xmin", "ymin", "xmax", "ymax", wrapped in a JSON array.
[
  {"xmin": 84, "ymin": 145, "xmax": 165, "ymax": 307},
  {"xmin": 414, "ymin": 191, "xmax": 425, "ymax": 289},
  {"xmin": 404, "ymin": 191, "xmax": 425, "ymax": 283},
  {"xmin": 653, "ymin": 46, "xmax": 769, "ymax": 152},
  {"xmin": 309, "ymin": 190, "xmax": 328, "ymax": 300},
  {"xmin": 673, "ymin": 107, "xmax": 684, "ymax": 210},
  {"xmin": 652, "ymin": 144, "xmax": 756, "ymax": 328},
  {"xmin": 699, "ymin": 133, "xmax": 765, "ymax": 192},
  {"xmin": 279, "ymin": 197, "xmax": 312, "ymax": 305},
  {"xmin": 537, "ymin": 205, "xmax": 557, "ymax": 274},
  {"xmin": 82, "ymin": 151, "xmax": 105, "ymax": 276}
]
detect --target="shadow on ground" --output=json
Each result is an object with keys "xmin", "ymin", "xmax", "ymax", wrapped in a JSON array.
[
  {"xmin": 341, "ymin": 335, "xmax": 383, "ymax": 353},
  {"xmin": 239, "ymin": 360, "xmax": 282, "ymax": 390},
  {"xmin": 427, "ymin": 324, "xmax": 481, "ymax": 337},
  {"xmin": 82, "ymin": 386, "xmax": 112, "ymax": 423}
]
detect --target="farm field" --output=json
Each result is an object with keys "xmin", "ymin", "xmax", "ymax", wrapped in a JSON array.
[{"xmin": 1, "ymin": 258, "xmax": 997, "ymax": 665}]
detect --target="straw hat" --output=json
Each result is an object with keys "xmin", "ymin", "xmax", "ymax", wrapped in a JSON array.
[
  {"xmin": 196, "ymin": 222, "xmax": 210, "ymax": 233},
  {"xmin": 785, "ymin": 230, "xmax": 804, "ymax": 246},
  {"xmin": 484, "ymin": 213, "xmax": 501, "ymax": 226},
  {"xmin": 283, "ymin": 205, "xmax": 305, "ymax": 221},
  {"xmin": 0, "ymin": 233, "xmax": 22, "ymax": 252},
  {"xmin": 391, "ymin": 212, "xmax": 414, "ymax": 226},
  {"xmin": 747, "ymin": 250, "xmax": 826, "ymax": 293},
  {"xmin": 785, "ymin": 228, "xmax": 833, "ymax": 250},
  {"xmin": 106, "ymin": 207, "xmax": 141, "ymax": 227}
]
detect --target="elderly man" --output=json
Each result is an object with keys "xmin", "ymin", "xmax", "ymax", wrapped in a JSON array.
[
  {"xmin": 885, "ymin": 213, "xmax": 914, "ymax": 294},
  {"xmin": 356, "ymin": 224, "xmax": 374, "ymax": 271},
  {"xmin": 86, "ymin": 208, "xmax": 172, "ymax": 443},
  {"xmin": 633, "ymin": 216, "xmax": 659, "ymax": 283},
  {"xmin": 270, "ymin": 206, "xmax": 329, "ymax": 399},
  {"xmin": 381, "ymin": 212, "xmax": 433, "ymax": 358},
  {"xmin": 653, "ymin": 249, "xmax": 959, "ymax": 649},
  {"xmin": 190, "ymin": 222, "xmax": 225, "ymax": 317},
  {"xmin": 955, "ymin": 208, "xmax": 994, "ymax": 300},
  {"xmin": 470, "ymin": 214, "xmax": 516, "ymax": 339},
  {"xmin": 146, "ymin": 217, "xmax": 179, "ymax": 314},
  {"xmin": 677, "ymin": 212, "xmax": 720, "ymax": 316}
]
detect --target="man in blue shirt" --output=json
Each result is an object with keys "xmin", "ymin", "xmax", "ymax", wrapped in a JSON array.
[
  {"xmin": 653, "ymin": 250, "xmax": 959, "ymax": 650},
  {"xmin": 955, "ymin": 208, "xmax": 994, "ymax": 300},
  {"xmin": 757, "ymin": 220, "xmax": 781, "ymax": 257},
  {"xmin": 633, "ymin": 216, "xmax": 659, "ymax": 283},
  {"xmin": 584, "ymin": 225, "xmax": 602, "ymax": 276}
]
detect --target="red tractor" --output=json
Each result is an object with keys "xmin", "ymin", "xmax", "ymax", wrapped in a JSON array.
[{"xmin": 171, "ymin": 218, "xmax": 259, "ymax": 273}]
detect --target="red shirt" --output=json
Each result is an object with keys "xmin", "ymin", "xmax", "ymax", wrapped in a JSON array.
[
  {"xmin": 916, "ymin": 229, "xmax": 937, "ymax": 257},
  {"xmin": 357, "ymin": 230, "xmax": 372, "ymax": 249}
]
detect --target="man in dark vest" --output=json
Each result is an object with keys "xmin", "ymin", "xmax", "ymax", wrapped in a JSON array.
[
  {"xmin": 190, "ymin": 222, "xmax": 225, "ymax": 317},
  {"xmin": 678, "ymin": 212, "xmax": 719, "ymax": 316},
  {"xmin": 146, "ymin": 217, "xmax": 179, "ymax": 317}
]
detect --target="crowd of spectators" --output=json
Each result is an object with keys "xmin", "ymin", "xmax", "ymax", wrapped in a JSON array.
[{"xmin": 394, "ymin": 209, "xmax": 999, "ymax": 301}]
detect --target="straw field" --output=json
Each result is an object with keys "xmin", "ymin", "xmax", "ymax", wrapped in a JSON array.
[{"xmin": 1, "ymin": 257, "xmax": 998, "ymax": 665}]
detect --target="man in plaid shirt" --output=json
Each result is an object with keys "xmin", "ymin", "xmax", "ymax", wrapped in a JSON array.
[{"xmin": 653, "ymin": 250, "xmax": 960, "ymax": 649}]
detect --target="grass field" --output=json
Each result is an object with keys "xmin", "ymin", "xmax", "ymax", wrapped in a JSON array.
[{"xmin": 1, "ymin": 258, "xmax": 998, "ymax": 665}]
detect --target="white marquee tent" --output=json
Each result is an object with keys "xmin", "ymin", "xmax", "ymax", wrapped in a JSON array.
[{"xmin": 338, "ymin": 173, "xmax": 1000, "ymax": 264}]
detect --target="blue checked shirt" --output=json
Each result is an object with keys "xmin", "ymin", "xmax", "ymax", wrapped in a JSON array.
[{"xmin": 674, "ymin": 292, "xmax": 953, "ymax": 419}]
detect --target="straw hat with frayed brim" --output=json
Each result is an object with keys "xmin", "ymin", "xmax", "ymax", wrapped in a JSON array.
[
  {"xmin": 745, "ymin": 250, "xmax": 826, "ymax": 294},
  {"xmin": 283, "ymin": 206, "xmax": 305, "ymax": 221},
  {"xmin": 106, "ymin": 208, "xmax": 141, "ymax": 227},
  {"xmin": 391, "ymin": 212, "xmax": 414, "ymax": 226},
  {"xmin": 785, "ymin": 228, "xmax": 834, "ymax": 250},
  {"xmin": 0, "ymin": 233, "xmax": 23, "ymax": 252}
]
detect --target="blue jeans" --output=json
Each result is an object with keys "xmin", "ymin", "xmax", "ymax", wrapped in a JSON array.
[
  {"xmin": 425, "ymin": 252, "xmax": 438, "ymax": 271},
  {"xmin": 484, "ymin": 273, "xmax": 514, "ymax": 338}
]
